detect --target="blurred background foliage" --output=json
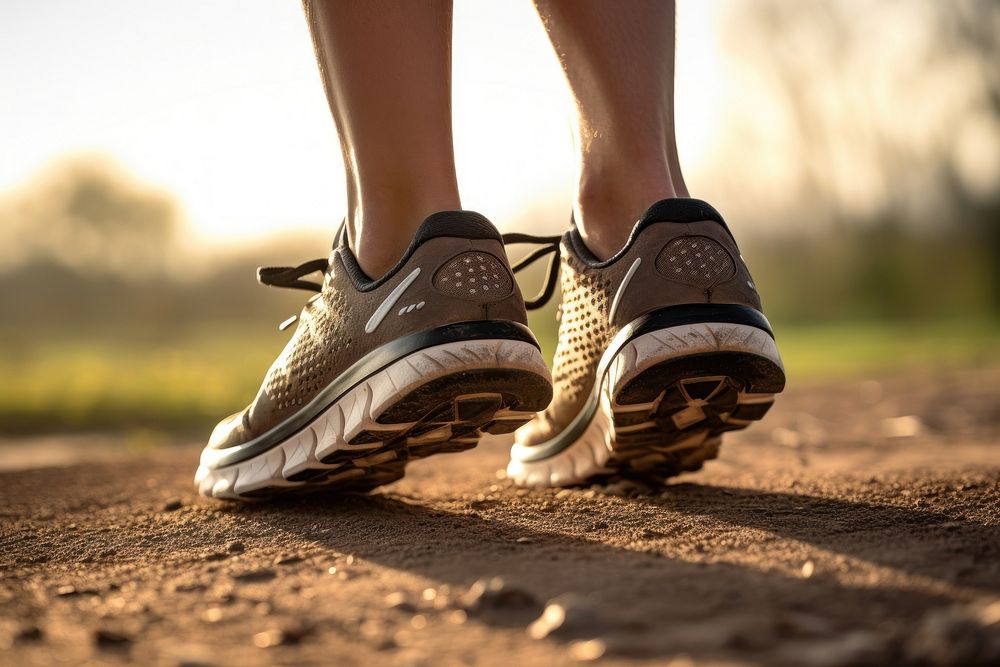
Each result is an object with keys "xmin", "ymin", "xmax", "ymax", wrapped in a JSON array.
[{"xmin": 0, "ymin": 0, "xmax": 997, "ymax": 436}]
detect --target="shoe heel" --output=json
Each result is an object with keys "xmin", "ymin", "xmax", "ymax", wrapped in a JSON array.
[
  {"xmin": 602, "ymin": 321, "xmax": 784, "ymax": 478},
  {"xmin": 508, "ymin": 318, "xmax": 783, "ymax": 488}
]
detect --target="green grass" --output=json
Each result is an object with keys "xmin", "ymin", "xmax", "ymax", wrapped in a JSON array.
[
  {"xmin": 0, "ymin": 324, "xmax": 284, "ymax": 434},
  {"xmin": 774, "ymin": 319, "xmax": 999, "ymax": 382},
  {"xmin": 1, "ymin": 319, "xmax": 996, "ymax": 435}
]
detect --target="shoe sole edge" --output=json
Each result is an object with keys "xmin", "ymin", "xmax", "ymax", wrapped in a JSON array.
[
  {"xmin": 196, "ymin": 337, "xmax": 551, "ymax": 500},
  {"xmin": 508, "ymin": 320, "xmax": 784, "ymax": 488}
]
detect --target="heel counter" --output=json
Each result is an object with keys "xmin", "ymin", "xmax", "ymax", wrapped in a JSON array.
[
  {"xmin": 652, "ymin": 234, "xmax": 738, "ymax": 290},
  {"xmin": 607, "ymin": 222, "xmax": 761, "ymax": 327},
  {"xmin": 423, "ymin": 237, "xmax": 529, "ymax": 325},
  {"xmin": 613, "ymin": 226, "xmax": 736, "ymax": 324},
  {"xmin": 431, "ymin": 248, "xmax": 516, "ymax": 303},
  {"xmin": 669, "ymin": 220, "xmax": 761, "ymax": 310}
]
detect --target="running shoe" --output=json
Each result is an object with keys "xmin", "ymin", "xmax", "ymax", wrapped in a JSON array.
[
  {"xmin": 196, "ymin": 211, "xmax": 553, "ymax": 500},
  {"xmin": 507, "ymin": 198, "xmax": 785, "ymax": 487}
]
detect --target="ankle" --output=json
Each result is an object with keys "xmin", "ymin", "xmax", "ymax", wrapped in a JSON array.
[
  {"xmin": 349, "ymin": 185, "xmax": 461, "ymax": 278},
  {"xmin": 574, "ymin": 168, "xmax": 678, "ymax": 260}
]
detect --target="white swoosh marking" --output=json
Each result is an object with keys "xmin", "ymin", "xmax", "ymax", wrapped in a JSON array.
[
  {"xmin": 608, "ymin": 257, "xmax": 641, "ymax": 325},
  {"xmin": 365, "ymin": 267, "xmax": 421, "ymax": 334}
]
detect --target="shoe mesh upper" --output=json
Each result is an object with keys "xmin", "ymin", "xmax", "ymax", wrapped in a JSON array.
[
  {"xmin": 549, "ymin": 250, "xmax": 616, "ymax": 407},
  {"xmin": 263, "ymin": 286, "xmax": 353, "ymax": 411}
]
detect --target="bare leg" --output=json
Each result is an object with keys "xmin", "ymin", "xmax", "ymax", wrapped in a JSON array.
[
  {"xmin": 303, "ymin": 0, "xmax": 460, "ymax": 277},
  {"xmin": 534, "ymin": 0, "xmax": 688, "ymax": 259}
]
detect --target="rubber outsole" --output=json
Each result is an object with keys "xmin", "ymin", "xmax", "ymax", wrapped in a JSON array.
[
  {"xmin": 508, "ymin": 320, "xmax": 785, "ymax": 488},
  {"xmin": 196, "ymin": 338, "xmax": 552, "ymax": 500}
]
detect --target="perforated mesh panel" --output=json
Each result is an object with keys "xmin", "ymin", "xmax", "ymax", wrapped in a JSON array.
[
  {"xmin": 264, "ymin": 288, "xmax": 353, "ymax": 411},
  {"xmin": 432, "ymin": 252, "xmax": 513, "ymax": 301},
  {"xmin": 549, "ymin": 252, "xmax": 615, "ymax": 407},
  {"xmin": 654, "ymin": 236, "xmax": 735, "ymax": 288}
]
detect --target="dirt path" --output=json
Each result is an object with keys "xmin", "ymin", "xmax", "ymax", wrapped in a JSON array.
[{"xmin": 2, "ymin": 368, "xmax": 998, "ymax": 666}]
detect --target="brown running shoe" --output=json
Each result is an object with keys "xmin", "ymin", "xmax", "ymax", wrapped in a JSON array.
[
  {"xmin": 507, "ymin": 199, "xmax": 785, "ymax": 487},
  {"xmin": 196, "ymin": 211, "xmax": 552, "ymax": 500}
]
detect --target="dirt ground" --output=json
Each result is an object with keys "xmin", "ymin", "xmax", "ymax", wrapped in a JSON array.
[{"xmin": 1, "ymin": 367, "xmax": 998, "ymax": 667}]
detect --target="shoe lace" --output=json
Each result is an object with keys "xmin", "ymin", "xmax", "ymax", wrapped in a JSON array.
[
  {"xmin": 501, "ymin": 232, "xmax": 562, "ymax": 311},
  {"xmin": 255, "ymin": 258, "xmax": 329, "ymax": 330},
  {"xmin": 254, "ymin": 233, "xmax": 562, "ymax": 323},
  {"xmin": 256, "ymin": 258, "xmax": 329, "ymax": 293}
]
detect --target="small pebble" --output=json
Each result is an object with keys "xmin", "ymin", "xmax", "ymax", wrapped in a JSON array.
[
  {"xmin": 231, "ymin": 569, "xmax": 276, "ymax": 582},
  {"xmin": 172, "ymin": 581, "xmax": 206, "ymax": 593},
  {"xmin": 252, "ymin": 629, "xmax": 285, "ymax": 648},
  {"xmin": 570, "ymin": 638, "xmax": 607, "ymax": 662},
  {"xmin": 881, "ymin": 415, "xmax": 923, "ymax": 438},
  {"xmin": 528, "ymin": 594, "xmax": 612, "ymax": 640},
  {"xmin": 162, "ymin": 498, "xmax": 183, "ymax": 512},
  {"xmin": 385, "ymin": 592, "xmax": 415, "ymax": 611},
  {"xmin": 603, "ymin": 479, "xmax": 652, "ymax": 497},
  {"xmin": 463, "ymin": 577, "xmax": 538, "ymax": 613},
  {"xmin": 94, "ymin": 628, "xmax": 132, "ymax": 648},
  {"xmin": 203, "ymin": 608, "xmax": 224, "ymax": 623},
  {"xmin": 274, "ymin": 554, "xmax": 303, "ymax": 566},
  {"xmin": 226, "ymin": 542, "xmax": 245, "ymax": 554}
]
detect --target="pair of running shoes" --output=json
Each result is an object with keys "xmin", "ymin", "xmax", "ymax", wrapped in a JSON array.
[{"xmin": 195, "ymin": 198, "xmax": 785, "ymax": 500}]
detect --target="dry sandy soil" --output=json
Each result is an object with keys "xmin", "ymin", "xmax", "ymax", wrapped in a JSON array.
[{"xmin": 1, "ymin": 367, "xmax": 998, "ymax": 667}]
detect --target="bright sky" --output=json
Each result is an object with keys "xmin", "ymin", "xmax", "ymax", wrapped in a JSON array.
[{"xmin": 0, "ymin": 0, "xmax": 726, "ymax": 246}]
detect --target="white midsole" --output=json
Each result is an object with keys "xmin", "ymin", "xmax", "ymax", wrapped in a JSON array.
[
  {"xmin": 508, "ymin": 321, "xmax": 783, "ymax": 488},
  {"xmin": 196, "ymin": 338, "xmax": 549, "ymax": 499}
]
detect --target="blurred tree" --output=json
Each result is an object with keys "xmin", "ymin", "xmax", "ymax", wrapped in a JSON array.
[
  {"xmin": 723, "ymin": 0, "xmax": 1000, "ymax": 225},
  {"xmin": 0, "ymin": 155, "xmax": 180, "ymax": 277},
  {"xmin": 721, "ymin": 0, "xmax": 1000, "ymax": 319}
]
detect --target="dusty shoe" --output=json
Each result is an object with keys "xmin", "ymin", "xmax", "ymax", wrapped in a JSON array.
[
  {"xmin": 507, "ymin": 198, "xmax": 785, "ymax": 488},
  {"xmin": 196, "ymin": 211, "xmax": 552, "ymax": 500}
]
